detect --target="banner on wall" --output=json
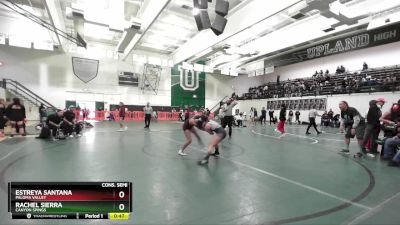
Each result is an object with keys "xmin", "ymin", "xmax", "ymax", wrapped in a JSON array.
[
  {"xmin": 72, "ymin": 57, "xmax": 99, "ymax": 83},
  {"xmin": 118, "ymin": 71, "xmax": 139, "ymax": 87},
  {"xmin": 264, "ymin": 22, "xmax": 400, "ymax": 68},
  {"xmin": 171, "ymin": 63, "xmax": 205, "ymax": 107},
  {"xmin": 267, "ymin": 98, "xmax": 326, "ymax": 111}
]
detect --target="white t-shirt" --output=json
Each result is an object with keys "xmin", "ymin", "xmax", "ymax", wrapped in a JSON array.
[
  {"xmin": 222, "ymin": 101, "xmax": 237, "ymax": 116},
  {"xmin": 144, "ymin": 106, "xmax": 153, "ymax": 114},
  {"xmin": 235, "ymin": 115, "xmax": 243, "ymax": 121},
  {"xmin": 208, "ymin": 120, "xmax": 221, "ymax": 131},
  {"xmin": 308, "ymin": 109, "xmax": 319, "ymax": 118}
]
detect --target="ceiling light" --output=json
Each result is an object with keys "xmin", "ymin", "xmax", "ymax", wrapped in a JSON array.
[{"xmin": 192, "ymin": 8, "xmax": 200, "ymax": 15}]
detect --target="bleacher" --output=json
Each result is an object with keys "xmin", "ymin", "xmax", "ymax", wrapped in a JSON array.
[{"xmin": 239, "ymin": 64, "xmax": 400, "ymax": 100}]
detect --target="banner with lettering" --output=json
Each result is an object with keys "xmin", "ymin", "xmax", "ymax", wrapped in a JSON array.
[{"xmin": 264, "ymin": 23, "xmax": 400, "ymax": 68}]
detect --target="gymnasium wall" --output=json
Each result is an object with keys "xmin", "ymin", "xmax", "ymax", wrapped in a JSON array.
[
  {"xmin": 263, "ymin": 41, "xmax": 400, "ymax": 84},
  {"xmin": 206, "ymin": 37, "xmax": 400, "ymax": 117},
  {"xmin": 0, "ymin": 45, "xmax": 172, "ymax": 110},
  {"xmin": 208, "ymin": 40, "xmax": 400, "ymax": 101},
  {"xmin": 235, "ymin": 92, "xmax": 400, "ymax": 123},
  {"xmin": 205, "ymin": 73, "xmax": 265, "ymax": 109},
  {"xmin": 171, "ymin": 64, "xmax": 205, "ymax": 108}
]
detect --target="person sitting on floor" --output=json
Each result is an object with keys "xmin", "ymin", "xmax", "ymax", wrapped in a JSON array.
[
  {"xmin": 46, "ymin": 110, "xmax": 64, "ymax": 141},
  {"xmin": 61, "ymin": 106, "xmax": 82, "ymax": 137}
]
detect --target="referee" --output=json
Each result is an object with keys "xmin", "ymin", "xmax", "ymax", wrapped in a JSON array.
[
  {"xmin": 222, "ymin": 97, "xmax": 238, "ymax": 138},
  {"xmin": 306, "ymin": 105, "xmax": 322, "ymax": 135}
]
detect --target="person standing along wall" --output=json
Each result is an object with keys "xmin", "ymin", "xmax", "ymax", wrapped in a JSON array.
[
  {"xmin": 269, "ymin": 109, "xmax": 275, "ymax": 125},
  {"xmin": 260, "ymin": 107, "xmax": 267, "ymax": 125},
  {"xmin": 118, "ymin": 102, "xmax": 127, "ymax": 132},
  {"xmin": 288, "ymin": 110, "xmax": 294, "ymax": 125},
  {"xmin": 295, "ymin": 110, "xmax": 301, "ymax": 125},
  {"xmin": 6, "ymin": 98, "xmax": 26, "ymax": 137},
  {"xmin": 39, "ymin": 103, "xmax": 46, "ymax": 124},
  {"xmin": 0, "ymin": 99, "xmax": 7, "ymax": 137},
  {"xmin": 362, "ymin": 98, "xmax": 385, "ymax": 157},
  {"xmin": 338, "ymin": 101, "xmax": 366, "ymax": 157},
  {"xmin": 306, "ymin": 105, "xmax": 322, "ymax": 135},
  {"xmin": 144, "ymin": 102, "xmax": 153, "ymax": 129},
  {"xmin": 277, "ymin": 104, "xmax": 286, "ymax": 135}
]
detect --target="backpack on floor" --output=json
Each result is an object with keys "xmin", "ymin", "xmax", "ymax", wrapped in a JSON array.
[
  {"xmin": 37, "ymin": 126, "xmax": 51, "ymax": 139},
  {"xmin": 56, "ymin": 129, "xmax": 66, "ymax": 140}
]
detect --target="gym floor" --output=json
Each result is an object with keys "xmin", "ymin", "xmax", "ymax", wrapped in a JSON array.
[{"xmin": 0, "ymin": 121, "xmax": 399, "ymax": 225}]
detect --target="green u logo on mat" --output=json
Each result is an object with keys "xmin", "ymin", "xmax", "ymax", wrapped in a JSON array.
[{"xmin": 179, "ymin": 66, "xmax": 199, "ymax": 91}]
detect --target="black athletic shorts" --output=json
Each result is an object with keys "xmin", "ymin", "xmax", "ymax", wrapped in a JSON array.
[
  {"xmin": 120, "ymin": 115, "xmax": 125, "ymax": 120},
  {"xmin": 0, "ymin": 117, "xmax": 6, "ymax": 129},
  {"xmin": 222, "ymin": 116, "xmax": 233, "ymax": 127},
  {"xmin": 182, "ymin": 120, "xmax": 193, "ymax": 131},
  {"xmin": 345, "ymin": 124, "xmax": 365, "ymax": 139},
  {"xmin": 214, "ymin": 127, "xmax": 227, "ymax": 139}
]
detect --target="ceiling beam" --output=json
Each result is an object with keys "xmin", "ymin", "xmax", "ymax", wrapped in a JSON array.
[
  {"xmin": 122, "ymin": 0, "xmax": 172, "ymax": 61},
  {"xmin": 41, "ymin": 0, "xmax": 67, "ymax": 50}
]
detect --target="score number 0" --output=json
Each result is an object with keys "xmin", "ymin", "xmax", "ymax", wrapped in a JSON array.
[{"xmin": 118, "ymin": 191, "xmax": 125, "ymax": 211}]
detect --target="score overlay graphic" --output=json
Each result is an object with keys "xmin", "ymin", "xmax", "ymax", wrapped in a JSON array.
[{"xmin": 8, "ymin": 182, "xmax": 132, "ymax": 220}]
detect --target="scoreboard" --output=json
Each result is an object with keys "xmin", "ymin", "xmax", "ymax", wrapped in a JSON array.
[{"xmin": 8, "ymin": 182, "xmax": 132, "ymax": 220}]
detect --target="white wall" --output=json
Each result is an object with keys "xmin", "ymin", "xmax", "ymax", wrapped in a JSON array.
[
  {"xmin": 205, "ymin": 74, "xmax": 233, "ymax": 109},
  {"xmin": 235, "ymin": 92, "xmax": 400, "ymax": 123},
  {"xmin": 0, "ymin": 45, "xmax": 171, "ymax": 110},
  {"xmin": 205, "ymin": 73, "xmax": 265, "ymax": 109},
  {"xmin": 214, "ymin": 40, "xmax": 400, "ymax": 99},
  {"xmin": 206, "ymin": 39, "xmax": 400, "ymax": 121}
]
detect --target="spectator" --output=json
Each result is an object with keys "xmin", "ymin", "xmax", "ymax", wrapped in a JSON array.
[
  {"xmin": 325, "ymin": 73, "xmax": 330, "ymax": 82},
  {"xmin": 277, "ymin": 104, "xmax": 286, "ymax": 134},
  {"xmin": 39, "ymin": 103, "xmax": 46, "ymax": 123},
  {"xmin": 321, "ymin": 111, "xmax": 329, "ymax": 126},
  {"xmin": 336, "ymin": 66, "xmax": 341, "ymax": 74},
  {"xmin": 6, "ymin": 98, "xmax": 26, "ymax": 137},
  {"xmin": 340, "ymin": 65, "xmax": 346, "ymax": 73},
  {"xmin": 380, "ymin": 100, "xmax": 400, "ymax": 154},
  {"xmin": 46, "ymin": 109, "xmax": 64, "ymax": 141},
  {"xmin": 362, "ymin": 62, "xmax": 368, "ymax": 71},
  {"xmin": 313, "ymin": 71, "xmax": 318, "ymax": 78},
  {"xmin": 327, "ymin": 109, "xmax": 334, "ymax": 122},
  {"xmin": 362, "ymin": 99, "xmax": 385, "ymax": 157},
  {"xmin": 117, "ymin": 102, "xmax": 127, "ymax": 131},
  {"xmin": 269, "ymin": 109, "xmax": 275, "ymax": 125},
  {"xmin": 295, "ymin": 110, "xmax": 301, "ymax": 124},
  {"xmin": 61, "ymin": 106, "xmax": 82, "ymax": 137},
  {"xmin": 0, "ymin": 99, "xmax": 6, "ymax": 137},
  {"xmin": 253, "ymin": 108, "xmax": 258, "ymax": 124},
  {"xmin": 288, "ymin": 110, "xmax": 294, "ymax": 125},
  {"xmin": 384, "ymin": 126, "xmax": 400, "ymax": 167},
  {"xmin": 235, "ymin": 113, "xmax": 243, "ymax": 127},
  {"xmin": 260, "ymin": 107, "xmax": 267, "ymax": 125},
  {"xmin": 249, "ymin": 107, "xmax": 254, "ymax": 124}
]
